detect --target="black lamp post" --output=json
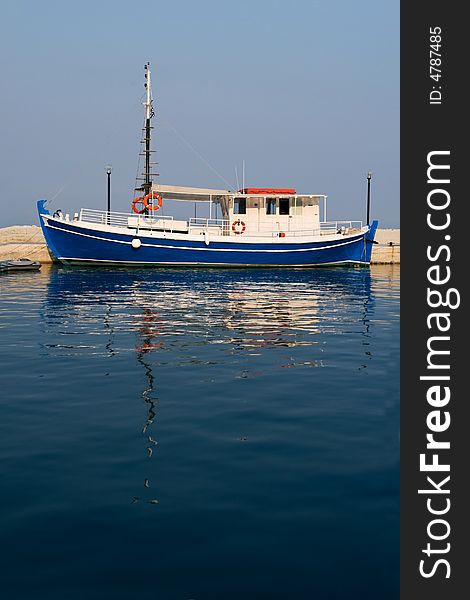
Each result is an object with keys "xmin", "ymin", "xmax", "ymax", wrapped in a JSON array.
[
  {"xmin": 106, "ymin": 165, "xmax": 112, "ymax": 223},
  {"xmin": 366, "ymin": 172, "xmax": 372, "ymax": 226}
]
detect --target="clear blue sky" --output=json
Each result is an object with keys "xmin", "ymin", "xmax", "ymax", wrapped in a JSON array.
[{"xmin": 0, "ymin": 0, "xmax": 399, "ymax": 227}]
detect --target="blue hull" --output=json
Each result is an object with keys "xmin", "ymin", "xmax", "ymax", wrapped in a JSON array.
[{"xmin": 38, "ymin": 201, "xmax": 378, "ymax": 267}]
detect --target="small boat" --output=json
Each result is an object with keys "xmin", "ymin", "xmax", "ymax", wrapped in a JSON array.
[
  {"xmin": 0, "ymin": 259, "xmax": 42, "ymax": 272},
  {"xmin": 37, "ymin": 64, "xmax": 377, "ymax": 268}
]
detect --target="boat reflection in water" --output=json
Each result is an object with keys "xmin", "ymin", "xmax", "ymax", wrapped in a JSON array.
[
  {"xmin": 43, "ymin": 267, "xmax": 375, "ymax": 348},
  {"xmin": 42, "ymin": 264, "xmax": 377, "ymax": 375},
  {"xmin": 42, "ymin": 265, "xmax": 381, "ymax": 501}
]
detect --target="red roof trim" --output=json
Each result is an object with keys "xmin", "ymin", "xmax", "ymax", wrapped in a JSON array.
[{"xmin": 239, "ymin": 188, "xmax": 296, "ymax": 195}]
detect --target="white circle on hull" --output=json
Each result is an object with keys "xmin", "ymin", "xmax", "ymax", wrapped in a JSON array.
[{"xmin": 131, "ymin": 238, "xmax": 142, "ymax": 249}]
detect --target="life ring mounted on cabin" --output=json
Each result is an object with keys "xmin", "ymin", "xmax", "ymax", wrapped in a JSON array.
[
  {"xmin": 132, "ymin": 193, "xmax": 163, "ymax": 214},
  {"xmin": 232, "ymin": 220, "xmax": 246, "ymax": 235},
  {"xmin": 132, "ymin": 197, "xmax": 146, "ymax": 214},
  {"xmin": 143, "ymin": 192, "xmax": 162, "ymax": 211}
]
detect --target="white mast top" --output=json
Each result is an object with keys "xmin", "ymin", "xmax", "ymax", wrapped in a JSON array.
[{"xmin": 144, "ymin": 62, "xmax": 152, "ymax": 120}]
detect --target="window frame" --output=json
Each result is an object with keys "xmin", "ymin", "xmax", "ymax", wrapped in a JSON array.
[
  {"xmin": 233, "ymin": 197, "xmax": 247, "ymax": 215},
  {"xmin": 266, "ymin": 198, "xmax": 277, "ymax": 215},
  {"xmin": 279, "ymin": 198, "xmax": 290, "ymax": 216}
]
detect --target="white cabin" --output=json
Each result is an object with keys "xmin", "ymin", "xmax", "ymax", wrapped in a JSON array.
[
  {"xmin": 226, "ymin": 190, "xmax": 321, "ymax": 236},
  {"xmin": 149, "ymin": 185, "xmax": 325, "ymax": 237}
]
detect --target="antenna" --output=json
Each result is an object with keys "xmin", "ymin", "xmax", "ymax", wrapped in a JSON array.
[
  {"xmin": 242, "ymin": 160, "xmax": 245, "ymax": 192},
  {"xmin": 235, "ymin": 166, "xmax": 240, "ymax": 191}
]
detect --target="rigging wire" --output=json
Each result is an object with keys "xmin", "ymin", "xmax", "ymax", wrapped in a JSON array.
[
  {"xmin": 132, "ymin": 113, "xmax": 146, "ymax": 199},
  {"xmin": 50, "ymin": 184, "xmax": 67, "ymax": 203},
  {"xmin": 161, "ymin": 119, "xmax": 235, "ymax": 191},
  {"xmin": 136, "ymin": 82, "xmax": 234, "ymax": 192}
]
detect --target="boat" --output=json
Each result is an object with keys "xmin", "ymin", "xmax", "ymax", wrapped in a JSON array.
[
  {"xmin": 37, "ymin": 64, "xmax": 378, "ymax": 268},
  {"xmin": 0, "ymin": 259, "xmax": 41, "ymax": 272}
]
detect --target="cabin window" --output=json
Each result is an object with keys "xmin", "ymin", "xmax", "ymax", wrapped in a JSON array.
[
  {"xmin": 292, "ymin": 197, "xmax": 302, "ymax": 215},
  {"xmin": 266, "ymin": 199, "xmax": 276, "ymax": 215},
  {"xmin": 233, "ymin": 197, "xmax": 246, "ymax": 214},
  {"xmin": 279, "ymin": 199, "xmax": 290, "ymax": 215}
]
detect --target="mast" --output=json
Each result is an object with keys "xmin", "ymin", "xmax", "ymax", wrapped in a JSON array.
[
  {"xmin": 144, "ymin": 63, "xmax": 152, "ymax": 199},
  {"xmin": 135, "ymin": 63, "xmax": 158, "ymax": 207}
]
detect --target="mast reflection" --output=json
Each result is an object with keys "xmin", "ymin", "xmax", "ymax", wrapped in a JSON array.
[{"xmin": 135, "ymin": 307, "xmax": 161, "ymax": 505}]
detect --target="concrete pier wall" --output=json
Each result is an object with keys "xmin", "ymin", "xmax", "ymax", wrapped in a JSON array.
[
  {"xmin": 0, "ymin": 226, "xmax": 52, "ymax": 263},
  {"xmin": 0, "ymin": 225, "xmax": 400, "ymax": 264},
  {"xmin": 371, "ymin": 228, "xmax": 400, "ymax": 264}
]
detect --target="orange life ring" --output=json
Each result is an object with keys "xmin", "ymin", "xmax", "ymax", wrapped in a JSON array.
[
  {"xmin": 143, "ymin": 192, "xmax": 162, "ymax": 211},
  {"xmin": 132, "ymin": 197, "xmax": 146, "ymax": 214},
  {"xmin": 232, "ymin": 219, "xmax": 246, "ymax": 234}
]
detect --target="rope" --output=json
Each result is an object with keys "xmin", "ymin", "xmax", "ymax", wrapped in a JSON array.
[{"xmin": 6, "ymin": 243, "xmax": 48, "ymax": 260}]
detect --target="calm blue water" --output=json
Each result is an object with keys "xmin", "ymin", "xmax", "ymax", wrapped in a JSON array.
[{"xmin": 0, "ymin": 265, "xmax": 399, "ymax": 600}]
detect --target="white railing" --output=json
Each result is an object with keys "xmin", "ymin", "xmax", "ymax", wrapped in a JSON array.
[
  {"xmin": 231, "ymin": 223, "xmax": 363, "ymax": 239},
  {"xmin": 273, "ymin": 229, "xmax": 322, "ymax": 238},
  {"xmin": 79, "ymin": 209, "xmax": 177, "ymax": 230},
  {"xmin": 319, "ymin": 220, "xmax": 363, "ymax": 234},
  {"xmin": 79, "ymin": 209, "xmax": 130, "ymax": 227},
  {"xmin": 188, "ymin": 218, "xmax": 230, "ymax": 235}
]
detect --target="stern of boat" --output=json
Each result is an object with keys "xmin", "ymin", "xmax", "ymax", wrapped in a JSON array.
[{"xmin": 364, "ymin": 220, "xmax": 379, "ymax": 264}]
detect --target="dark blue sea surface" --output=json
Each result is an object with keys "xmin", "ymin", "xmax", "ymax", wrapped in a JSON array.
[{"xmin": 0, "ymin": 265, "xmax": 399, "ymax": 600}]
